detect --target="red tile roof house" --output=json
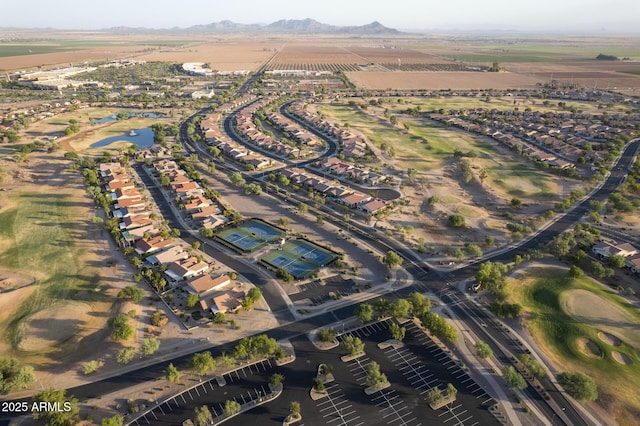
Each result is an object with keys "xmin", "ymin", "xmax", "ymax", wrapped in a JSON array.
[
  {"xmin": 165, "ymin": 257, "xmax": 210, "ymax": 282},
  {"xmin": 120, "ymin": 214, "xmax": 153, "ymax": 230},
  {"xmin": 200, "ymin": 291, "xmax": 244, "ymax": 314},
  {"xmin": 360, "ymin": 199, "xmax": 388, "ymax": 215},
  {"xmin": 146, "ymin": 246, "xmax": 190, "ymax": 265},
  {"xmin": 135, "ymin": 236, "xmax": 174, "ymax": 256},
  {"xmin": 115, "ymin": 197, "xmax": 146, "ymax": 210},
  {"xmin": 186, "ymin": 274, "xmax": 231, "ymax": 296},
  {"xmin": 114, "ymin": 205, "xmax": 147, "ymax": 219},
  {"xmin": 184, "ymin": 196, "xmax": 211, "ymax": 212},
  {"xmin": 200, "ymin": 215, "xmax": 228, "ymax": 229},
  {"xmin": 191, "ymin": 205, "xmax": 222, "ymax": 221},
  {"xmin": 107, "ymin": 179, "xmax": 135, "ymax": 192},
  {"xmin": 340, "ymin": 192, "xmax": 373, "ymax": 208},
  {"xmin": 592, "ymin": 241, "xmax": 638, "ymax": 258}
]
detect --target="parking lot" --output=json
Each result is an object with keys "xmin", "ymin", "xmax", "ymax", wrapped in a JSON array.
[
  {"xmin": 129, "ymin": 360, "xmax": 276, "ymax": 426},
  {"xmin": 320, "ymin": 319, "xmax": 499, "ymax": 426},
  {"xmin": 127, "ymin": 319, "xmax": 499, "ymax": 426},
  {"xmin": 290, "ymin": 275, "xmax": 357, "ymax": 305}
]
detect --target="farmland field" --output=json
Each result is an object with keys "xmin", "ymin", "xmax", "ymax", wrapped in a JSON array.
[
  {"xmin": 345, "ymin": 71, "xmax": 545, "ymax": 90},
  {"xmin": 509, "ymin": 268, "xmax": 640, "ymax": 425}
]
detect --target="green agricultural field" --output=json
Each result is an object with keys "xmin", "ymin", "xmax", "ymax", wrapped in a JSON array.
[
  {"xmin": 509, "ymin": 268, "xmax": 640, "ymax": 423},
  {"xmin": 0, "ymin": 44, "xmax": 74, "ymax": 58},
  {"xmin": 0, "ymin": 190, "xmax": 107, "ymax": 350}
]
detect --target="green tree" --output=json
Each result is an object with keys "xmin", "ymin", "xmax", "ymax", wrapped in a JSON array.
[
  {"xmin": 165, "ymin": 363, "xmax": 181, "ymax": 383},
  {"xmin": 389, "ymin": 322, "xmax": 406, "ymax": 341},
  {"xmin": 229, "ymin": 171, "xmax": 245, "ymax": 186},
  {"xmin": 116, "ymin": 347, "xmax": 136, "ymax": 365},
  {"xmin": 340, "ymin": 335, "xmax": 365, "ymax": 356},
  {"xmin": 150, "ymin": 310, "xmax": 169, "ymax": 327},
  {"xmin": 408, "ymin": 292, "xmax": 431, "ymax": 317},
  {"xmin": 476, "ymin": 341, "xmax": 493, "ymax": 358},
  {"xmin": 568, "ymin": 265, "xmax": 584, "ymax": 278},
  {"xmin": 140, "ymin": 337, "xmax": 160, "ymax": 356},
  {"xmin": 557, "ymin": 372, "xmax": 598, "ymax": 401},
  {"xmin": 223, "ymin": 400, "xmax": 241, "ymax": 417},
  {"xmin": 247, "ymin": 287, "xmax": 262, "ymax": 303},
  {"xmin": 365, "ymin": 361, "xmax": 388, "ymax": 388},
  {"xmin": 475, "ymin": 261, "xmax": 509, "ymax": 296},
  {"xmin": 419, "ymin": 312, "xmax": 459, "ymax": 342},
  {"xmin": 32, "ymin": 388, "xmax": 79, "ymax": 425},
  {"xmin": 108, "ymin": 314, "xmax": 134, "ymax": 341},
  {"xmin": 389, "ymin": 299, "xmax": 411, "ymax": 319},
  {"xmin": 607, "ymin": 254, "xmax": 626, "ymax": 268},
  {"xmin": 382, "ymin": 250, "xmax": 403, "ymax": 268},
  {"xmin": 289, "ymin": 401, "xmax": 301, "ymax": 419},
  {"xmin": 548, "ymin": 232, "xmax": 576, "ymax": 258},
  {"xmin": 298, "ymin": 202, "xmax": 308, "ymax": 215},
  {"xmin": 0, "ymin": 357, "xmax": 35, "ymax": 392},
  {"xmin": 510, "ymin": 198, "xmax": 523, "ymax": 208},
  {"xmin": 269, "ymin": 373, "xmax": 285, "ymax": 386},
  {"xmin": 317, "ymin": 328, "xmax": 335, "ymax": 342},
  {"xmin": 449, "ymin": 214, "xmax": 465, "ymax": 227},
  {"xmin": 502, "ymin": 365, "xmax": 527, "ymax": 389},
  {"xmin": 101, "ymin": 414, "xmax": 124, "ymax": 426},
  {"xmin": 193, "ymin": 405, "xmax": 213, "ymax": 426},
  {"xmin": 186, "ymin": 293, "xmax": 200, "ymax": 308},
  {"xmin": 117, "ymin": 286, "xmax": 144, "ymax": 303},
  {"xmin": 83, "ymin": 360, "xmax": 104, "ymax": 375},
  {"xmin": 355, "ymin": 303, "xmax": 374, "ymax": 323},
  {"xmin": 189, "ymin": 351, "xmax": 216, "ymax": 376}
]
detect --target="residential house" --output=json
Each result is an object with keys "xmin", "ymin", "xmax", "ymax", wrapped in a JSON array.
[
  {"xmin": 165, "ymin": 257, "xmax": 209, "ymax": 281},
  {"xmin": 186, "ymin": 274, "xmax": 231, "ymax": 296},
  {"xmin": 592, "ymin": 241, "xmax": 638, "ymax": 258},
  {"xmin": 146, "ymin": 246, "xmax": 189, "ymax": 265},
  {"xmin": 135, "ymin": 236, "xmax": 173, "ymax": 256}
]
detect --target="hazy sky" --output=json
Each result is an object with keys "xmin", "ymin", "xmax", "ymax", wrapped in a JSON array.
[{"xmin": 2, "ymin": 0, "xmax": 638, "ymax": 32}]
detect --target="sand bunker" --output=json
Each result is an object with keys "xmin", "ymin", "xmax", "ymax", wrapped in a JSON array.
[
  {"xmin": 561, "ymin": 289, "xmax": 640, "ymax": 348},
  {"xmin": 598, "ymin": 332, "xmax": 622, "ymax": 347},
  {"xmin": 20, "ymin": 302, "xmax": 91, "ymax": 352},
  {"xmin": 611, "ymin": 351, "xmax": 633, "ymax": 366},
  {"xmin": 576, "ymin": 337, "xmax": 602, "ymax": 359}
]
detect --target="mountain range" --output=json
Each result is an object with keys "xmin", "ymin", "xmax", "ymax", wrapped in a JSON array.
[{"xmin": 106, "ymin": 19, "xmax": 401, "ymax": 35}]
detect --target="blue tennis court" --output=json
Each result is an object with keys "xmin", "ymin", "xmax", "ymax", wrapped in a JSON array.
[
  {"xmin": 215, "ymin": 219, "xmax": 285, "ymax": 253},
  {"xmin": 260, "ymin": 238, "xmax": 338, "ymax": 279},
  {"xmin": 288, "ymin": 240, "xmax": 334, "ymax": 265}
]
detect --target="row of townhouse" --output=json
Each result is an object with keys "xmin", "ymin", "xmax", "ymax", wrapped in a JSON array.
[
  {"xmin": 288, "ymin": 101, "xmax": 370, "ymax": 159},
  {"xmin": 265, "ymin": 111, "xmax": 318, "ymax": 146},
  {"xmin": 153, "ymin": 159, "xmax": 228, "ymax": 231},
  {"xmin": 592, "ymin": 241, "xmax": 640, "ymax": 274},
  {"xmin": 0, "ymin": 100, "xmax": 84, "ymax": 131},
  {"xmin": 315, "ymin": 157, "xmax": 387, "ymax": 186},
  {"xmin": 435, "ymin": 114, "xmax": 578, "ymax": 169},
  {"xmin": 199, "ymin": 109, "xmax": 276, "ymax": 170},
  {"xmin": 100, "ymin": 162, "xmax": 159, "ymax": 243},
  {"xmin": 279, "ymin": 167, "xmax": 391, "ymax": 215},
  {"xmin": 234, "ymin": 104, "xmax": 315, "ymax": 159}
]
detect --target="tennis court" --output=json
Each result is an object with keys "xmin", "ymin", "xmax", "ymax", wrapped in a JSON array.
[
  {"xmin": 216, "ymin": 219, "xmax": 285, "ymax": 253},
  {"xmin": 261, "ymin": 239, "xmax": 338, "ymax": 279}
]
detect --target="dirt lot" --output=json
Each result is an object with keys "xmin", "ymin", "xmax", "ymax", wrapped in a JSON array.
[{"xmin": 137, "ymin": 39, "xmax": 275, "ymax": 72}]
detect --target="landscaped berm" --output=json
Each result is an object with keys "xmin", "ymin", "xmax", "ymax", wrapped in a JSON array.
[
  {"xmin": 215, "ymin": 218, "xmax": 285, "ymax": 253},
  {"xmin": 509, "ymin": 267, "xmax": 640, "ymax": 425},
  {"xmin": 260, "ymin": 239, "xmax": 338, "ymax": 279}
]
